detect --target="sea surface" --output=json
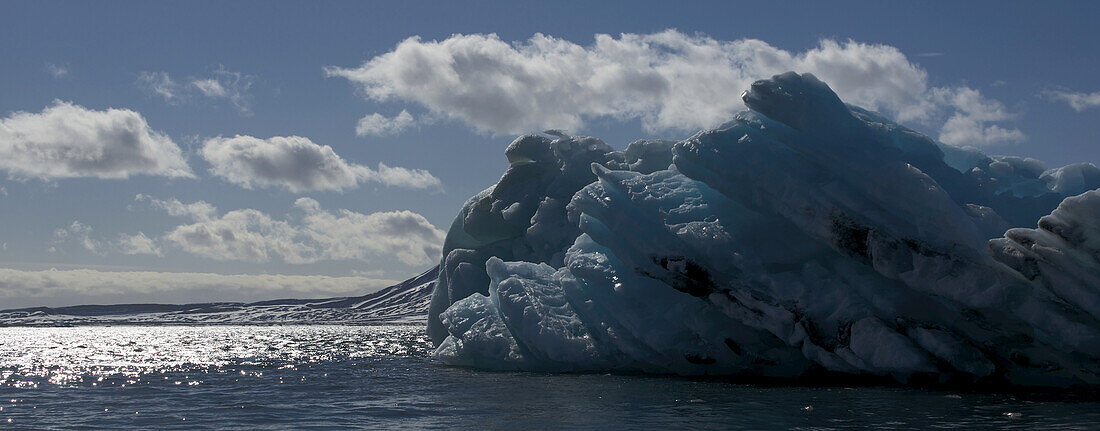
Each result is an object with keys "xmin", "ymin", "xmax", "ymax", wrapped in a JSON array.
[{"xmin": 1, "ymin": 325, "xmax": 1097, "ymax": 430}]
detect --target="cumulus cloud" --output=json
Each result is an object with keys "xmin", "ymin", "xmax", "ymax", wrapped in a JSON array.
[
  {"xmin": 934, "ymin": 87, "xmax": 1026, "ymax": 147},
  {"xmin": 164, "ymin": 208, "xmax": 305, "ymax": 263},
  {"xmin": 938, "ymin": 116, "xmax": 1026, "ymax": 148},
  {"xmin": 0, "ymin": 101, "xmax": 193, "ymax": 180},
  {"xmin": 1042, "ymin": 89, "xmax": 1100, "ymax": 112},
  {"xmin": 326, "ymin": 30, "xmax": 1021, "ymax": 147},
  {"xmin": 116, "ymin": 232, "xmax": 163, "ymax": 256},
  {"xmin": 150, "ymin": 197, "xmax": 445, "ymax": 266},
  {"xmin": 137, "ymin": 68, "xmax": 255, "ymax": 115},
  {"xmin": 356, "ymin": 109, "xmax": 415, "ymax": 136},
  {"xmin": 134, "ymin": 194, "xmax": 217, "ymax": 221},
  {"xmin": 0, "ymin": 267, "xmax": 397, "ymax": 309},
  {"xmin": 366, "ymin": 162, "xmax": 442, "ymax": 189},
  {"xmin": 54, "ymin": 196, "xmax": 444, "ymax": 267},
  {"xmin": 200, "ymin": 135, "xmax": 440, "ymax": 192},
  {"xmin": 51, "ymin": 219, "xmax": 163, "ymax": 256},
  {"xmin": 291, "ymin": 197, "xmax": 445, "ymax": 266}
]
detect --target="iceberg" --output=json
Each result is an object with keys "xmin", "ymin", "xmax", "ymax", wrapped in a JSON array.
[{"xmin": 427, "ymin": 72, "xmax": 1100, "ymax": 387}]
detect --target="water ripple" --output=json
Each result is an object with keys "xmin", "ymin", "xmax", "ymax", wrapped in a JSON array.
[{"xmin": 1, "ymin": 325, "xmax": 1097, "ymax": 430}]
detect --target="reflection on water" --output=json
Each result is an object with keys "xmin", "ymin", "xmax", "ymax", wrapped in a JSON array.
[
  {"xmin": 0, "ymin": 325, "xmax": 429, "ymax": 388},
  {"xmin": 1, "ymin": 325, "xmax": 1098, "ymax": 430}
]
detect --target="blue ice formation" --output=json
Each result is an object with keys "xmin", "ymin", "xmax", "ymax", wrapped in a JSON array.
[{"xmin": 427, "ymin": 72, "xmax": 1100, "ymax": 387}]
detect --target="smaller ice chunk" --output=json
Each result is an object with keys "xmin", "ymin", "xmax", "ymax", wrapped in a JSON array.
[
  {"xmin": 936, "ymin": 143, "xmax": 990, "ymax": 174},
  {"xmin": 435, "ymin": 292, "xmax": 528, "ymax": 370},
  {"xmin": 623, "ymin": 139, "xmax": 676, "ymax": 174},
  {"xmin": 991, "ymin": 189, "xmax": 1100, "ymax": 321},
  {"xmin": 1041, "ymin": 163, "xmax": 1100, "ymax": 197},
  {"xmin": 486, "ymin": 257, "xmax": 605, "ymax": 368}
]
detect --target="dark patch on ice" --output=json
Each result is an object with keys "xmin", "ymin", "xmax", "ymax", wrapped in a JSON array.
[
  {"xmin": 724, "ymin": 338, "xmax": 742, "ymax": 355},
  {"xmin": 638, "ymin": 255, "xmax": 717, "ymax": 297},
  {"xmin": 1010, "ymin": 352, "xmax": 1038, "ymax": 368},
  {"xmin": 831, "ymin": 214, "xmax": 871, "ymax": 263},
  {"xmin": 797, "ymin": 316, "xmax": 840, "ymax": 350},
  {"xmin": 685, "ymin": 353, "xmax": 717, "ymax": 365},
  {"xmin": 837, "ymin": 321, "xmax": 853, "ymax": 346},
  {"xmin": 658, "ymin": 256, "xmax": 716, "ymax": 297}
]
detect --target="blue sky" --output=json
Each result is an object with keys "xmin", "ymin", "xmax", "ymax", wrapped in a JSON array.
[{"xmin": 2, "ymin": 1, "xmax": 1098, "ymax": 307}]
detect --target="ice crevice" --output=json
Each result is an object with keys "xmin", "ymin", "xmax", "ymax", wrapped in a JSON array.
[{"xmin": 427, "ymin": 71, "xmax": 1100, "ymax": 388}]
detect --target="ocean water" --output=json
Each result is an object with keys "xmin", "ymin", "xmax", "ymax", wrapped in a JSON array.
[{"xmin": 0, "ymin": 325, "xmax": 1097, "ymax": 430}]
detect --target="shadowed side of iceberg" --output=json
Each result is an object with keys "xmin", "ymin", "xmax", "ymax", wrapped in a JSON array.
[{"xmin": 427, "ymin": 71, "xmax": 1100, "ymax": 388}]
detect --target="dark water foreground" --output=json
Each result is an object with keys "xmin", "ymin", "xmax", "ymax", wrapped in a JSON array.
[{"xmin": 0, "ymin": 326, "xmax": 1096, "ymax": 430}]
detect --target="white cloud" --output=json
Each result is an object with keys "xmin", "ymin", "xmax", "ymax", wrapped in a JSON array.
[
  {"xmin": 935, "ymin": 87, "xmax": 1012, "ymax": 122},
  {"xmin": 137, "ymin": 71, "xmax": 181, "ymax": 102},
  {"xmin": 793, "ymin": 39, "xmax": 937, "ymax": 123},
  {"xmin": 158, "ymin": 197, "xmax": 445, "ymax": 266},
  {"xmin": 200, "ymin": 135, "xmax": 440, "ymax": 192},
  {"xmin": 44, "ymin": 63, "xmax": 69, "ymax": 79},
  {"xmin": 365, "ymin": 162, "xmax": 441, "ymax": 189},
  {"xmin": 356, "ymin": 109, "xmax": 415, "ymax": 136},
  {"xmin": 193, "ymin": 68, "xmax": 254, "ymax": 115},
  {"xmin": 327, "ymin": 30, "xmax": 1021, "ymax": 148},
  {"xmin": 939, "ymin": 115, "xmax": 1026, "ymax": 148},
  {"xmin": 192, "ymin": 78, "xmax": 227, "ymax": 98},
  {"xmin": 292, "ymin": 197, "xmax": 445, "ymax": 266},
  {"xmin": 134, "ymin": 194, "xmax": 217, "ymax": 221},
  {"xmin": 0, "ymin": 267, "xmax": 397, "ymax": 309},
  {"xmin": 1042, "ymin": 89, "xmax": 1100, "ymax": 112},
  {"xmin": 164, "ymin": 208, "xmax": 305, "ymax": 263},
  {"xmin": 138, "ymin": 68, "xmax": 255, "ymax": 115},
  {"xmin": 46, "ymin": 195, "xmax": 444, "ymax": 267},
  {"xmin": 0, "ymin": 101, "xmax": 193, "ymax": 180},
  {"xmin": 52, "ymin": 220, "xmax": 163, "ymax": 256},
  {"xmin": 116, "ymin": 232, "xmax": 162, "ymax": 256},
  {"xmin": 53, "ymin": 220, "xmax": 101, "ymax": 253},
  {"xmin": 935, "ymin": 87, "xmax": 1026, "ymax": 147}
]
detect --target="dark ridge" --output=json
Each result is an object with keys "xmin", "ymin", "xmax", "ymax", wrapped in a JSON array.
[{"xmin": 0, "ymin": 266, "xmax": 439, "ymax": 324}]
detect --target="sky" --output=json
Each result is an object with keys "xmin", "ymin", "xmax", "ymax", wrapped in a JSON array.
[{"xmin": 1, "ymin": 1, "xmax": 1099, "ymax": 308}]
